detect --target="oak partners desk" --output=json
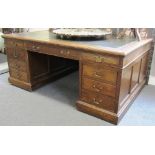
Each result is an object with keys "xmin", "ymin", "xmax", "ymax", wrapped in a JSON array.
[{"xmin": 2, "ymin": 31, "xmax": 154, "ymax": 124}]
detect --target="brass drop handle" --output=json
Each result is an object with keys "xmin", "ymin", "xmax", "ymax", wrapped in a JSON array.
[
  {"xmin": 66, "ymin": 51, "xmax": 70, "ymax": 55},
  {"xmin": 94, "ymin": 72, "xmax": 103, "ymax": 78},
  {"xmin": 13, "ymin": 50, "xmax": 18, "ymax": 58},
  {"xmin": 95, "ymin": 56, "xmax": 104, "ymax": 63},
  {"xmin": 36, "ymin": 46, "xmax": 40, "ymax": 50},
  {"xmin": 60, "ymin": 50, "xmax": 64, "ymax": 54},
  {"xmin": 32, "ymin": 45, "xmax": 35, "ymax": 49},
  {"xmin": 92, "ymin": 84, "xmax": 100, "ymax": 92}
]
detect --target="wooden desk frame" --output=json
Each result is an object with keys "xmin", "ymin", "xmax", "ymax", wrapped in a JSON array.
[{"xmin": 3, "ymin": 31, "xmax": 154, "ymax": 124}]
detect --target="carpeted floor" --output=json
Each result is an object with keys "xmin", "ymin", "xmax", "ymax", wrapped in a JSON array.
[
  {"xmin": 0, "ymin": 53, "xmax": 7, "ymax": 63},
  {"xmin": 0, "ymin": 53, "xmax": 8, "ymax": 74},
  {"xmin": 0, "ymin": 72, "xmax": 155, "ymax": 126}
]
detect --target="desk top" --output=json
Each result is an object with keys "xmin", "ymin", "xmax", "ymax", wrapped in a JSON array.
[{"xmin": 3, "ymin": 30, "xmax": 153, "ymax": 56}]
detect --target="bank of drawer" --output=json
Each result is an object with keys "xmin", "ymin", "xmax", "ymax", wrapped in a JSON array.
[
  {"xmin": 81, "ymin": 90, "xmax": 116, "ymax": 112},
  {"xmin": 9, "ymin": 68, "xmax": 28, "ymax": 82},
  {"xmin": 82, "ymin": 78, "xmax": 116, "ymax": 97},
  {"xmin": 82, "ymin": 53, "xmax": 120, "ymax": 66},
  {"xmin": 6, "ymin": 48, "xmax": 27, "ymax": 60},
  {"xmin": 83, "ymin": 64, "xmax": 117, "ymax": 85},
  {"xmin": 8, "ymin": 59, "xmax": 27, "ymax": 72}
]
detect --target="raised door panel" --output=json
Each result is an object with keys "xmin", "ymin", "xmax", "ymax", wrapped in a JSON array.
[
  {"xmin": 139, "ymin": 54, "xmax": 148, "ymax": 83},
  {"xmin": 130, "ymin": 61, "xmax": 141, "ymax": 92},
  {"xmin": 119, "ymin": 67, "xmax": 132, "ymax": 104}
]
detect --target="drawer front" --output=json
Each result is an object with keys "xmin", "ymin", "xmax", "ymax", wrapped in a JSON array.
[
  {"xmin": 57, "ymin": 48, "xmax": 80, "ymax": 60},
  {"xmin": 26, "ymin": 43, "xmax": 80, "ymax": 60},
  {"xmin": 81, "ymin": 90, "xmax": 116, "ymax": 112},
  {"xmin": 5, "ymin": 40, "xmax": 24, "ymax": 48},
  {"xmin": 8, "ymin": 59, "xmax": 27, "ymax": 72},
  {"xmin": 9, "ymin": 68, "xmax": 28, "ymax": 82},
  {"xmin": 26, "ymin": 42, "xmax": 44, "ymax": 52},
  {"xmin": 82, "ymin": 53, "xmax": 120, "ymax": 66},
  {"xmin": 14, "ymin": 40, "xmax": 24, "ymax": 48},
  {"xmin": 6, "ymin": 47, "xmax": 27, "ymax": 61},
  {"xmin": 83, "ymin": 64, "xmax": 117, "ymax": 85},
  {"xmin": 82, "ymin": 78, "xmax": 116, "ymax": 97},
  {"xmin": 44, "ymin": 46, "xmax": 80, "ymax": 60}
]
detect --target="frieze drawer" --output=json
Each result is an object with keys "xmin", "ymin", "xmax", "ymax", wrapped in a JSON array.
[
  {"xmin": 44, "ymin": 46, "xmax": 80, "ymax": 60},
  {"xmin": 82, "ymin": 53, "xmax": 120, "ymax": 66},
  {"xmin": 26, "ymin": 42, "xmax": 44, "ymax": 52},
  {"xmin": 5, "ymin": 40, "xmax": 25, "ymax": 48}
]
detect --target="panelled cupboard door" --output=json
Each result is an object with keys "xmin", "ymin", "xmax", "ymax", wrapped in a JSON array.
[
  {"xmin": 130, "ymin": 61, "xmax": 141, "ymax": 92},
  {"xmin": 119, "ymin": 67, "xmax": 132, "ymax": 104},
  {"xmin": 139, "ymin": 54, "xmax": 148, "ymax": 83}
]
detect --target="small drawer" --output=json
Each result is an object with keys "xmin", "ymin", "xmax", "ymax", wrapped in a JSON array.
[
  {"xmin": 26, "ymin": 41, "xmax": 34, "ymax": 50},
  {"xmin": 5, "ymin": 39, "xmax": 15, "ymax": 47},
  {"xmin": 9, "ymin": 68, "xmax": 28, "ymax": 82},
  {"xmin": 26, "ymin": 42, "xmax": 44, "ymax": 52},
  {"xmin": 82, "ymin": 78, "xmax": 116, "ymax": 97},
  {"xmin": 14, "ymin": 40, "xmax": 24, "ymax": 48},
  {"xmin": 82, "ymin": 53, "xmax": 120, "ymax": 66},
  {"xmin": 81, "ymin": 90, "xmax": 116, "ymax": 112},
  {"xmin": 8, "ymin": 59, "xmax": 27, "ymax": 72},
  {"xmin": 6, "ymin": 47, "xmax": 27, "ymax": 61},
  {"xmin": 58, "ymin": 48, "xmax": 80, "ymax": 60},
  {"xmin": 5, "ymin": 40, "xmax": 24, "ymax": 48},
  {"xmin": 83, "ymin": 64, "xmax": 117, "ymax": 85},
  {"xmin": 44, "ymin": 46, "xmax": 80, "ymax": 60}
]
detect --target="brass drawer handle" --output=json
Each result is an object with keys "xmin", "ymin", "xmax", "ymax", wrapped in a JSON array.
[
  {"xmin": 66, "ymin": 51, "xmax": 70, "ymax": 55},
  {"xmin": 92, "ymin": 85, "xmax": 100, "ymax": 92},
  {"xmin": 13, "ymin": 50, "xmax": 18, "ymax": 58},
  {"xmin": 60, "ymin": 50, "xmax": 64, "ymax": 54},
  {"xmin": 36, "ymin": 46, "xmax": 40, "ymax": 50},
  {"xmin": 32, "ymin": 45, "xmax": 35, "ymax": 49},
  {"xmin": 95, "ymin": 56, "xmax": 104, "ymax": 63},
  {"xmin": 93, "ymin": 98, "xmax": 102, "ymax": 105},
  {"xmin": 94, "ymin": 72, "xmax": 103, "ymax": 78},
  {"xmin": 60, "ymin": 50, "xmax": 70, "ymax": 55}
]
